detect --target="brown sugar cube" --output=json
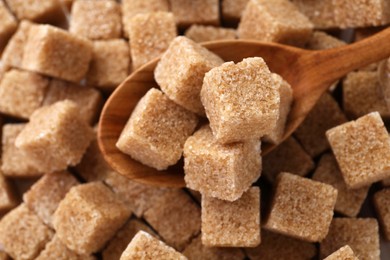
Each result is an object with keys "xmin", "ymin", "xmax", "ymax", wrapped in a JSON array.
[
  {"xmin": 373, "ymin": 189, "xmax": 390, "ymax": 240},
  {"xmin": 202, "ymin": 57, "xmax": 279, "ymax": 143},
  {"xmin": 263, "ymin": 137, "xmax": 314, "ymax": 183},
  {"xmin": 332, "ymin": 0, "xmax": 390, "ymax": 28},
  {"xmin": 23, "ymin": 171, "xmax": 79, "ymax": 227},
  {"xmin": 264, "ymin": 172, "xmax": 337, "ymax": 242},
  {"xmin": 0, "ymin": 173, "xmax": 18, "ymax": 214},
  {"xmin": 36, "ymin": 235, "xmax": 95, "ymax": 260},
  {"xmin": 170, "ymin": 0, "xmax": 219, "ymax": 29},
  {"xmin": 307, "ymin": 31, "xmax": 346, "ymax": 50},
  {"xmin": 120, "ymin": 231, "xmax": 187, "ymax": 260},
  {"xmin": 105, "ymin": 171, "xmax": 169, "ymax": 218},
  {"xmin": 312, "ymin": 154, "xmax": 369, "ymax": 217},
  {"xmin": 0, "ymin": 204, "xmax": 54, "ymax": 260},
  {"xmin": 1, "ymin": 20, "xmax": 37, "ymax": 70},
  {"xmin": 0, "ymin": 69, "xmax": 49, "ymax": 119},
  {"xmin": 5, "ymin": 0, "xmax": 64, "ymax": 23},
  {"xmin": 291, "ymin": 0, "xmax": 336, "ymax": 29},
  {"xmin": 1, "ymin": 124, "xmax": 42, "ymax": 177},
  {"xmin": 184, "ymin": 25, "xmax": 236, "ymax": 43},
  {"xmin": 144, "ymin": 189, "xmax": 200, "ymax": 251},
  {"xmin": 86, "ymin": 40, "xmax": 130, "ymax": 91},
  {"xmin": 320, "ymin": 218, "xmax": 380, "ymax": 260},
  {"xmin": 184, "ymin": 126, "xmax": 261, "ymax": 201},
  {"xmin": 245, "ymin": 229, "xmax": 317, "ymax": 260},
  {"xmin": 22, "ymin": 24, "xmax": 92, "ymax": 83},
  {"xmin": 43, "ymin": 79, "xmax": 103, "ymax": 124},
  {"xmin": 0, "ymin": 252, "xmax": 9, "ymax": 260},
  {"xmin": 129, "ymin": 12, "xmax": 176, "ymax": 70},
  {"xmin": 294, "ymin": 92, "xmax": 347, "ymax": 157},
  {"xmin": 221, "ymin": 0, "xmax": 249, "ymax": 23},
  {"xmin": 326, "ymin": 112, "xmax": 390, "ymax": 189},
  {"xmin": 0, "ymin": 1, "xmax": 17, "ymax": 53},
  {"xmin": 324, "ymin": 245, "xmax": 358, "ymax": 260},
  {"xmin": 116, "ymin": 88, "xmax": 198, "ymax": 171},
  {"xmin": 53, "ymin": 182, "xmax": 131, "ymax": 255},
  {"xmin": 15, "ymin": 100, "xmax": 94, "ymax": 173},
  {"xmin": 121, "ymin": 0, "xmax": 169, "ymax": 37},
  {"xmin": 263, "ymin": 74, "xmax": 293, "ymax": 144},
  {"xmin": 103, "ymin": 218, "xmax": 157, "ymax": 260},
  {"xmin": 202, "ymin": 187, "xmax": 260, "ymax": 247},
  {"xmin": 343, "ymin": 71, "xmax": 390, "ymax": 119},
  {"xmin": 183, "ymin": 235, "xmax": 245, "ymax": 260},
  {"xmin": 70, "ymin": 0, "xmax": 122, "ymax": 40},
  {"xmin": 155, "ymin": 36, "xmax": 224, "ymax": 115},
  {"xmin": 379, "ymin": 58, "xmax": 390, "ymax": 109},
  {"xmin": 238, "ymin": 0, "xmax": 313, "ymax": 47}
]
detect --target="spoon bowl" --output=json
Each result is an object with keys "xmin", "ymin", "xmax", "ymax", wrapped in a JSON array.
[{"xmin": 99, "ymin": 28, "xmax": 390, "ymax": 187}]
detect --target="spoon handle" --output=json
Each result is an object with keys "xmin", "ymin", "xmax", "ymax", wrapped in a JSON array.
[{"xmin": 304, "ymin": 27, "xmax": 390, "ymax": 85}]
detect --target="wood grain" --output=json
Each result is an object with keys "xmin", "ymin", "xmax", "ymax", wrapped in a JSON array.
[{"xmin": 99, "ymin": 27, "xmax": 390, "ymax": 187}]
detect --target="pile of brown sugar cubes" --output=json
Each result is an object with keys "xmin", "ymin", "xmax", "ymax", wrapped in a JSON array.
[{"xmin": 1, "ymin": 0, "xmax": 390, "ymax": 259}]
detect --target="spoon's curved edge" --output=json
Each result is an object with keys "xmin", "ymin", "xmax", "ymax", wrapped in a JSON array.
[{"xmin": 98, "ymin": 39, "xmax": 309, "ymax": 188}]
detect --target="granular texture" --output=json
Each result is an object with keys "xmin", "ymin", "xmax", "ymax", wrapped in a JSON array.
[
  {"xmin": 5, "ymin": 0, "xmax": 64, "ymax": 23},
  {"xmin": 312, "ymin": 153, "xmax": 369, "ymax": 217},
  {"xmin": 264, "ymin": 172, "xmax": 337, "ymax": 242},
  {"xmin": 0, "ymin": 0, "xmax": 17, "ymax": 52},
  {"xmin": 324, "ymin": 245, "xmax": 358, "ymax": 260},
  {"xmin": 155, "ymin": 36, "xmax": 224, "ymax": 115},
  {"xmin": 326, "ymin": 112, "xmax": 390, "ymax": 189},
  {"xmin": 320, "ymin": 218, "xmax": 380, "ymax": 260},
  {"xmin": 170, "ymin": 0, "xmax": 219, "ymax": 28},
  {"xmin": 202, "ymin": 187, "xmax": 260, "ymax": 247},
  {"xmin": 53, "ymin": 182, "xmax": 131, "ymax": 255},
  {"xmin": 201, "ymin": 57, "xmax": 279, "ymax": 143},
  {"xmin": 185, "ymin": 25, "xmax": 236, "ymax": 43},
  {"xmin": 116, "ymin": 88, "xmax": 198, "ymax": 170}
]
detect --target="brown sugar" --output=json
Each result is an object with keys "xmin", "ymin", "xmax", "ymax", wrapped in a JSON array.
[
  {"xmin": 86, "ymin": 39, "xmax": 130, "ymax": 91},
  {"xmin": 0, "ymin": 1, "xmax": 17, "ymax": 53},
  {"xmin": 324, "ymin": 245, "xmax": 358, "ymax": 260},
  {"xmin": 312, "ymin": 153, "xmax": 369, "ymax": 217},
  {"xmin": 170, "ymin": 0, "xmax": 220, "ymax": 29},
  {"xmin": 184, "ymin": 25, "xmax": 236, "ymax": 43},
  {"xmin": 119, "ymin": 231, "xmax": 187, "ymax": 260},
  {"xmin": 264, "ymin": 172, "xmax": 337, "ymax": 242},
  {"xmin": 182, "ymin": 235, "xmax": 245, "ymax": 260},
  {"xmin": 238, "ymin": 0, "xmax": 314, "ymax": 46},
  {"xmin": 263, "ymin": 74, "xmax": 293, "ymax": 144},
  {"xmin": 326, "ymin": 112, "xmax": 390, "ymax": 189},
  {"xmin": 291, "ymin": 0, "xmax": 336, "ymax": 29},
  {"xmin": 116, "ymin": 88, "xmax": 198, "ymax": 170},
  {"xmin": 155, "ymin": 36, "xmax": 224, "ymax": 115},
  {"xmin": 129, "ymin": 12, "xmax": 177, "ymax": 70},
  {"xmin": 1, "ymin": 124, "xmax": 42, "ymax": 178},
  {"xmin": 121, "ymin": 0, "xmax": 169, "ymax": 37},
  {"xmin": 22, "ymin": 24, "xmax": 92, "ymax": 83},
  {"xmin": 5, "ymin": 0, "xmax": 64, "ymax": 23},
  {"xmin": 294, "ymin": 92, "xmax": 347, "ymax": 157},
  {"xmin": 0, "ymin": 69, "xmax": 49, "ymax": 119},
  {"xmin": 184, "ymin": 125, "xmax": 261, "ymax": 201},
  {"xmin": 43, "ymin": 79, "xmax": 103, "ymax": 124},
  {"xmin": 373, "ymin": 188, "xmax": 390, "ymax": 240},
  {"xmin": 202, "ymin": 187, "xmax": 260, "ymax": 247},
  {"xmin": 15, "ymin": 100, "xmax": 94, "ymax": 173},
  {"xmin": 143, "ymin": 189, "xmax": 200, "ymax": 251},
  {"xmin": 36, "ymin": 235, "xmax": 95, "ymax": 260},
  {"xmin": 320, "ymin": 218, "xmax": 380, "ymax": 260},
  {"xmin": 245, "ymin": 229, "xmax": 317, "ymax": 260},
  {"xmin": 103, "ymin": 218, "xmax": 157, "ymax": 260},
  {"xmin": 0, "ymin": 204, "xmax": 54, "ymax": 260},
  {"xmin": 262, "ymin": 137, "xmax": 314, "ymax": 183},
  {"xmin": 307, "ymin": 31, "xmax": 346, "ymax": 50},
  {"xmin": 53, "ymin": 182, "xmax": 131, "ymax": 255},
  {"xmin": 23, "ymin": 171, "xmax": 79, "ymax": 227},
  {"xmin": 221, "ymin": 0, "xmax": 249, "ymax": 23},
  {"xmin": 70, "ymin": 0, "xmax": 122, "ymax": 40},
  {"xmin": 104, "ymin": 171, "xmax": 169, "ymax": 218},
  {"xmin": 201, "ymin": 57, "xmax": 280, "ymax": 143},
  {"xmin": 343, "ymin": 71, "xmax": 390, "ymax": 119}
]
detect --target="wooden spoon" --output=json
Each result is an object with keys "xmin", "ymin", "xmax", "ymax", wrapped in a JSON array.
[{"xmin": 98, "ymin": 28, "xmax": 390, "ymax": 188}]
